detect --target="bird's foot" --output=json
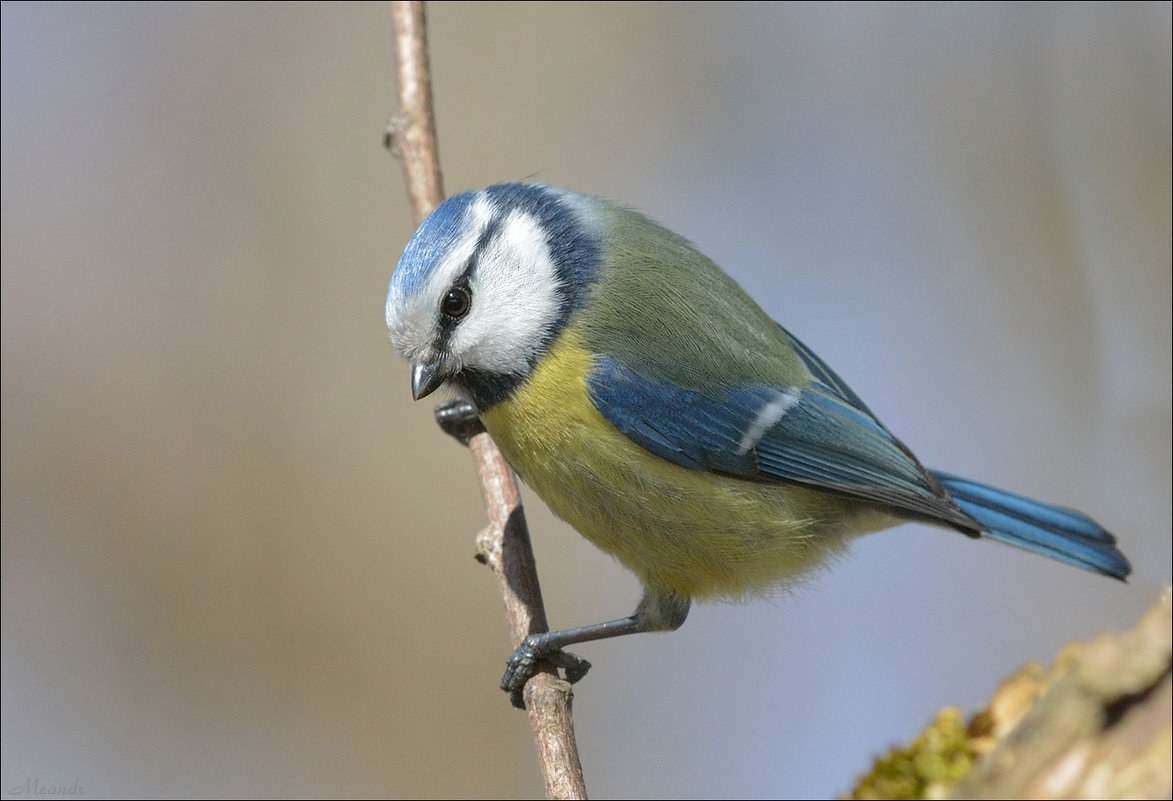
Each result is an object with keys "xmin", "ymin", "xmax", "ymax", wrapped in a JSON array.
[
  {"xmin": 433, "ymin": 399, "xmax": 483, "ymax": 445},
  {"xmin": 500, "ymin": 634, "xmax": 591, "ymax": 709}
]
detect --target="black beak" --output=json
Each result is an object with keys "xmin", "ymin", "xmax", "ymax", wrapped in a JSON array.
[{"xmin": 411, "ymin": 358, "xmax": 447, "ymax": 400}]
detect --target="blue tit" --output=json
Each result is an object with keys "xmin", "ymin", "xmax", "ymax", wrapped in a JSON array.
[{"xmin": 385, "ymin": 182, "xmax": 1131, "ymax": 704}]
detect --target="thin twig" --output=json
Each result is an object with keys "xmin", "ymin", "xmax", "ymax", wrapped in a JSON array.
[
  {"xmin": 386, "ymin": 1, "xmax": 443, "ymax": 222},
  {"xmin": 387, "ymin": 3, "xmax": 587, "ymax": 798}
]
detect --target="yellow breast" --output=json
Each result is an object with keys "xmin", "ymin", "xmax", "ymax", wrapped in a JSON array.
[{"xmin": 480, "ymin": 325, "xmax": 888, "ymax": 600}]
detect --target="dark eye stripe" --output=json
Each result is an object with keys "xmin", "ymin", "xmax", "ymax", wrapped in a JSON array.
[
  {"xmin": 437, "ymin": 211, "xmax": 502, "ymax": 325},
  {"xmin": 430, "ymin": 211, "xmax": 503, "ymax": 356}
]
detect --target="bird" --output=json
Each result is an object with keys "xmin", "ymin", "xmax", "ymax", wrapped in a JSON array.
[{"xmin": 385, "ymin": 182, "xmax": 1131, "ymax": 706}]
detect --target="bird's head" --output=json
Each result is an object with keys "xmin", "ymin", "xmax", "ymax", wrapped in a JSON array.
[{"xmin": 386, "ymin": 183, "xmax": 602, "ymax": 409}]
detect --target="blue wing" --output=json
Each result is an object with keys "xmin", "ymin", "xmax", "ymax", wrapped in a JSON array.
[
  {"xmin": 587, "ymin": 345, "xmax": 974, "ymax": 529},
  {"xmin": 586, "ymin": 324, "xmax": 1131, "ymax": 580}
]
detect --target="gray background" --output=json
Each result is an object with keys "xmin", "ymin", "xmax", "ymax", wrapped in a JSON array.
[{"xmin": 3, "ymin": 3, "xmax": 1169, "ymax": 798}]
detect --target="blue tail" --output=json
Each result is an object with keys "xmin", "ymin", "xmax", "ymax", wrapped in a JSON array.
[{"xmin": 930, "ymin": 471, "xmax": 1131, "ymax": 581}]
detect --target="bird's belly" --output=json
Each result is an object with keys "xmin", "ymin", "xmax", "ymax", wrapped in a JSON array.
[{"xmin": 479, "ymin": 332, "xmax": 891, "ymax": 599}]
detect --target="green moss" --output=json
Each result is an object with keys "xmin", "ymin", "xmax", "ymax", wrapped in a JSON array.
[{"xmin": 847, "ymin": 708, "xmax": 979, "ymax": 800}]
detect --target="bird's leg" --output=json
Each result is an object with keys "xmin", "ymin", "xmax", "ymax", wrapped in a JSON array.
[
  {"xmin": 502, "ymin": 589, "xmax": 691, "ymax": 708},
  {"xmin": 432, "ymin": 399, "xmax": 694, "ymax": 708}
]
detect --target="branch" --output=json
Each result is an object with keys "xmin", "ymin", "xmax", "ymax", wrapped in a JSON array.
[
  {"xmin": 385, "ymin": 1, "xmax": 442, "ymax": 221},
  {"xmin": 386, "ymin": 3, "xmax": 587, "ymax": 798}
]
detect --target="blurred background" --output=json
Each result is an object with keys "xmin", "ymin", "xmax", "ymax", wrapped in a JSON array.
[{"xmin": 2, "ymin": 2, "xmax": 1169, "ymax": 798}]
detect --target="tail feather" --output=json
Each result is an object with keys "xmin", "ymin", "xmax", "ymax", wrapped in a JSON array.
[{"xmin": 930, "ymin": 470, "xmax": 1131, "ymax": 581}]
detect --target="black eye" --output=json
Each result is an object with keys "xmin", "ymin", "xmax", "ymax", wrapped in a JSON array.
[{"xmin": 441, "ymin": 285, "xmax": 471, "ymax": 320}]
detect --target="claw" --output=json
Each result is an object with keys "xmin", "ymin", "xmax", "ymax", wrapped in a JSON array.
[
  {"xmin": 561, "ymin": 653, "xmax": 591, "ymax": 685},
  {"xmin": 501, "ymin": 641, "xmax": 538, "ymax": 694},
  {"xmin": 500, "ymin": 635, "xmax": 592, "ymax": 709},
  {"xmin": 434, "ymin": 400, "xmax": 484, "ymax": 445}
]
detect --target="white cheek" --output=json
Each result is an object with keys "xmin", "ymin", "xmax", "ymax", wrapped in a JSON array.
[{"xmin": 451, "ymin": 211, "xmax": 562, "ymax": 374}]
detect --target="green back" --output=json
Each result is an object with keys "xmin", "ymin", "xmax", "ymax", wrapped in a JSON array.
[{"xmin": 577, "ymin": 205, "xmax": 808, "ymax": 392}]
